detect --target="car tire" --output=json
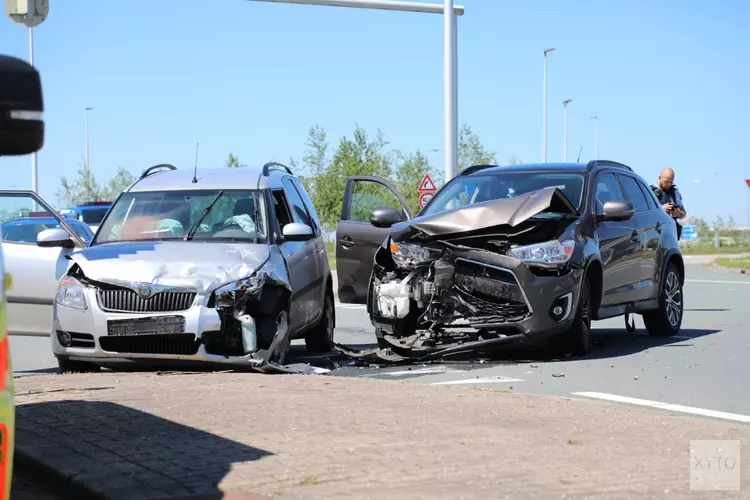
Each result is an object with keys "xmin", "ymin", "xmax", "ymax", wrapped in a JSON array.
[
  {"xmin": 559, "ymin": 276, "xmax": 592, "ymax": 356},
  {"xmin": 642, "ymin": 262, "xmax": 683, "ymax": 337},
  {"xmin": 256, "ymin": 305, "xmax": 291, "ymax": 365},
  {"xmin": 305, "ymin": 285, "xmax": 335, "ymax": 354},
  {"xmin": 57, "ymin": 357, "xmax": 101, "ymax": 374}
]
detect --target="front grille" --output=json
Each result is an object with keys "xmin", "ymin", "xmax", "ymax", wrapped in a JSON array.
[
  {"xmin": 97, "ymin": 288, "xmax": 196, "ymax": 313},
  {"xmin": 453, "ymin": 287, "xmax": 530, "ymax": 323},
  {"xmin": 99, "ymin": 334, "xmax": 199, "ymax": 355}
]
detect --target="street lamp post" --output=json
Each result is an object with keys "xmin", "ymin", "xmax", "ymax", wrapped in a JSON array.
[
  {"xmin": 562, "ymin": 98, "xmax": 572, "ymax": 162},
  {"xmin": 245, "ymin": 0, "xmax": 465, "ymax": 184},
  {"xmin": 29, "ymin": 27, "xmax": 38, "ymax": 193},
  {"xmin": 85, "ymin": 107, "xmax": 93, "ymax": 172},
  {"xmin": 542, "ymin": 47, "xmax": 555, "ymax": 163},
  {"xmin": 590, "ymin": 116, "xmax": 599, "ymax": 159}
]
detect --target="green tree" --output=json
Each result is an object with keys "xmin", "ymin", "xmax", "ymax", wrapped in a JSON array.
[
  {"xmin": 393, "ymin": 150, "xmax": 438, "ymax": 214},
  {"xmin": 100, "ymin": 167, "xmax": 135, "ymax": 200},
  {"xmin": 56, "ymin": 155, "xmax": 102, "ymax": 206},
  {"xmin": 225, "ymin": 153, "xmax": 245, "ymax": 168},
  {"xmin": 458, "ymin": 124, "xmax": 496, "ymax": 172}
]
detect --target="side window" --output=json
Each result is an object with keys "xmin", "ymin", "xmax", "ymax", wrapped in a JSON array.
[
  {"xmin": 282, "ymin": 178, "xmax": 313, "ymax": 227},
  {"xmin": 71, "ymin": 222, "xmax": 93, "ymax": 241},
  {"xmin": 348, "ymin": 180, "xmax": 404, "ymax": 223},
  {"xmin": 272, "ymin": 190, "xmax": 293, "ymax": 228},
  {"xmin": 617, "ymin": 175, "xmax": 650, "ymax": 213},
  {"xmin": 593, "ymin": 173, "xmax": 624, "ymax": 215},
  {"xmin": 0, "ymin": 193, "xmax": 74, "ymax": 244},
  {"xmin": 287, "ymin": 178, "xmax": 320, "ymax": 233},
  {"xmin": 637, "ymin": 180, "xmax": 659, "ymax": 210}
]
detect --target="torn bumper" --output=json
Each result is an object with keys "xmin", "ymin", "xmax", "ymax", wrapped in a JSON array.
[{"xmin": 371, "ymin": 247, "xmax": 584, "ymax": 352}]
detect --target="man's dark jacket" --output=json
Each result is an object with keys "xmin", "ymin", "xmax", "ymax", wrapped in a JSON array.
[{"xmin": 651, "ymin": 184, "xmax": 685, "ymax": 240}]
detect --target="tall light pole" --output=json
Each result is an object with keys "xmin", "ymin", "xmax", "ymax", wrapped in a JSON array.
[
  {"xmin": 590, "ymin": 116, "xmax": 599, "ymax": 159},
  {"xmin": 562, "ymin": 98, "xmax": 572, "ymax": 162},
  {"xmin": 542, "ymin": 47, "xmax": 555, "ymax": 163},
  {"xmin": 245, "ymin": 0, "xmax": 465, "ymax": 184},
  {"xmin": 29, "ymin": 26, "xmax": 38, "ymax": 193},
  {"xmin": 85, "ymin": 107, "xmax": 93, "ymax": 172}
]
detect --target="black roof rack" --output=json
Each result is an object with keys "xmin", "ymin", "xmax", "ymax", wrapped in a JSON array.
[
  {"xmin": 262, "ymin": 162, "xmax": 293, "ymax": 177},
  {"xmin": 458, "ymin": 164, "xmax": 496, "ymax": 176},
  {"xmin": 139, "ymin": 163, "xmax": 177, "ymax": 180},
  {"xmin": 587, "ymin": 160, "xmax": 633, "ymax": 172}
]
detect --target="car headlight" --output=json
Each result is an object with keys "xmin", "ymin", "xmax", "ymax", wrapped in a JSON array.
[
  {"xmin": 389, "ymin": 240, "xmax": 441, "ymax": 268},
  {"xmin": 55, "ymin": 276, "xmax": 87, "ymax": 310},
  {"xmin": 510, "ymin": 239, "xmax": 575, "ymax": 265},
  {"xmin": 212, "ymin": 273, "xmax": 265, "ymax": 307}
]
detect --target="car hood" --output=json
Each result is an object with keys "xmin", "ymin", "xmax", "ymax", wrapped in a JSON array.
[
  {"xmin": 391, "ymin": 186, "xmax": 579, "ymax": 243},
  {"xmin": 68, "ymin": 241, "xmax": 271, "ymax": 294}
]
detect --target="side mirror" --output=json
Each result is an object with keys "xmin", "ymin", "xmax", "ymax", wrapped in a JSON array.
[
  {"xmin": 37, "ymin": 228, "xmax": 75, "ymax": 248},
  {"xmin": 599, "ymin": 200, "xmax": 635, "ymax": 222},
  {"xmin": 282, "ymin": 222, "xmax": 314, "ymax": 242},
  {"xmin": 370, "ymin": 208, "xmax": 403, "ymax": 229},
  {"xmin": 0, "ymin": 55, "xmax": 44, "ymax": 156}
]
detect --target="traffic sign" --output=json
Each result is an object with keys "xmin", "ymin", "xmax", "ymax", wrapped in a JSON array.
[
  {"xmin": 418, "ymin": 173, "xmax": 437, "ymax": 193},
  {"xmin": 681, "ymin": 224, "xmax": 698, "ymax": 241},
  {"xmin": 745, "ymin": 178, "xmax": 750, "ymax": 189},
  {"xmin": 418, "ymin": 192, "xmax": 434, "ymax": 209},
  {"xmin": 4, "ymin": 0, "xmax": 48, "ymax": 28}
]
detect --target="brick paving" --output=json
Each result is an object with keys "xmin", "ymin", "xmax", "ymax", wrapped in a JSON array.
[{"xmin": 11, "ymin": 372, "xmax": 750, "ymax": 499}]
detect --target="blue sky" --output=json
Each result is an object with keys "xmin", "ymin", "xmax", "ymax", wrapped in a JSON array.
[{"xmin": 1, "ymin": 0, "xmax": 748, "ymax": 224}]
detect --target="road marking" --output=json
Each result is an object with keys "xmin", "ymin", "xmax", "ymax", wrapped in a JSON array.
[
  {"xmin": 573, "ymin": 392, "xmax": 750, "ymax": 423},
  {"xmin": 686, "ymin": 279, "xmax": 750, "ymax": 285},
  {"xmin": 360, "ymin": 367, "xmax": 462, "ymax": 378},
  {"xmin": 431, "ymin": 376, "xmax": 524, "ymax": 386}
]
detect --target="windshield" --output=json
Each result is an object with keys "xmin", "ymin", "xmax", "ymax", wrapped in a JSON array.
[
  {"xmin": 80, "ymin": 207, "xmax": 110, "ymax": 224},
  {"xmin": 420, "ymin": 171, "xmax": 586, "ymax": 217},
  {"xmin": 94, "ymin": 190, "xmax": 268, "ymax": 245}
]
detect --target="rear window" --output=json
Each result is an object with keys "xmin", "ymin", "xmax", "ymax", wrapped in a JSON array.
[{"xmin": 81, "ymin": 207, "xmax": 110, "ymax": 224}]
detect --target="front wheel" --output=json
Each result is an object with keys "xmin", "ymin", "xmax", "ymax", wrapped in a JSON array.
[
  {"xmin": 642, "ymin": 262, "xmax": 683, "ymax": 337},
  {"xmin": 57, "ymin": 357, "xmax": 101, "ymax": 374}
]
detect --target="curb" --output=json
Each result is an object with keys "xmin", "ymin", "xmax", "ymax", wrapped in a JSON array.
[{"xmin": 14, "ymin": 447, "xmax": 107, "ymax": 500}]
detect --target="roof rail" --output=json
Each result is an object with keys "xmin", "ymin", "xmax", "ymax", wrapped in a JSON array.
[
  {"xmin": 262, "ymin": 162, "xmax": 293, "ymax": 177},
  {"xmin": 587, "ymin": 160, "xmax": 633, "ymax": 172},
  {"xmin": 139, "ymin": 163, "xmax": 177, "ymax": 180},
  {"xmin": 458, "ymin": 164, "xmax": 496, "ymax": 176}
]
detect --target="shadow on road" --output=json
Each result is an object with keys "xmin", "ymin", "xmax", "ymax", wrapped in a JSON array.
[{"xmin": 15, "ymin": 400, "xmax": 272, "ymax": 499}]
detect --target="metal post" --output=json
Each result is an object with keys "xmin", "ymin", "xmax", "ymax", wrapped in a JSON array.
[
  {"xmin": 590, "ymin": 116, "xmax": 599, "ymax": 159},
  {"xmin": 29, "ymin": 26, "xmax": 38, "ymax": 194},
  {"xmin": 562, "ymin": 99, "xmax": 572, "ymax": 162},
  {"xmin": 443, "ymin": 0, "xmax": 457, "ymax": 182},
  {"xmin": 542, "ymin": 48, "xmax": 555, "ymax": 163}
]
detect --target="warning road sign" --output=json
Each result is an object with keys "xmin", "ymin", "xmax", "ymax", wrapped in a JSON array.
[
  {"xmin": 418, "ymin": 192, "xmax": 434, "ymax": 209},
  {"xmin": 745, "ymin": 178, "xmax": 750, "ymax": 189},
  {"xmin": 418, "ymin": 173, "xmax": 437, "ymax": 193}
]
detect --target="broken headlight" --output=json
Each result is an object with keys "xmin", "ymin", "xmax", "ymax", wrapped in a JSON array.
[
  {"xmin": 212, "ymin": 273, "xmax": 264, "ymax": 307},
  {"xmin": 389, "ymin": 240, "xmax": 441, "ymax": 268},
  {"xmin": 55, "ymin": 276, "xmax": 87, "ymax": 310},
  {"xmin": 510, "ymin": 239, "xmax": 575, "ymax": 265}
]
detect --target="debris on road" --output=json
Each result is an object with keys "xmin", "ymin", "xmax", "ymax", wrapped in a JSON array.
[{"xmin": 552, "ymin": 372, "xmax": 565, "ymax": 378}]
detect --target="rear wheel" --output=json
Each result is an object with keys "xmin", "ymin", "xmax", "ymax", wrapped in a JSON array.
[
  {"xmin": 57, "ymin": 357, "xmax": 101, "ymax": 374},
  {"xmin": 558, "ymin": 277, "xmax": 592, "ymax": 356},
  {"xmin": 642, "ymin": 262, "xmax": 683, "ymax": 337}
]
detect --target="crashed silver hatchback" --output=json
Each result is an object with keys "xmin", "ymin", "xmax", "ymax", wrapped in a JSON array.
[{"xmin": 51, "ymin": 162, "xmax": 335, "ymax": 373}]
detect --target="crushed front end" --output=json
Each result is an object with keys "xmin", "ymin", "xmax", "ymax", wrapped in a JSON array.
[{"xmin": 365, "ymin": 189, "xmax": 586, "ymax": 361}]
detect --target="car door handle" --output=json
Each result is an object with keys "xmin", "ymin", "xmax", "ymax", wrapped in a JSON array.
[{"xmin": 338, "ymin": 236, "xmax": 354, "ymax": 248}]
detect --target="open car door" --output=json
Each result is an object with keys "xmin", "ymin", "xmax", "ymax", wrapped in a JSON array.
[
  {"xmin": 335, "ymin": 176, "xmax": 413, "ymax": 304},
  {"xmin": 0, "ymin": 191, "xmax": 88, "ymax": 336}
]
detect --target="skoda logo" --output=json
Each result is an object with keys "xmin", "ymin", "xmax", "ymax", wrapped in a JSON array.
[{"xmin": 136, "ymin": 284, "xmax": 153, "ymax": 298}]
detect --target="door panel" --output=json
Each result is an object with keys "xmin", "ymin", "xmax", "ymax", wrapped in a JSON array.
[
  {"xmin": 336, "ymin": 176, "xmax": 412, "ymax": 304},
  {"xmin": 0, "ymin": 191, "xmax": 86, "ymax": 336}
]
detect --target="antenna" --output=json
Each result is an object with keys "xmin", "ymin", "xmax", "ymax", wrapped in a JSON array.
[
  {"xmin": 576, "ymin": 145, "xmax": 583, "ymax": 163},
  {"xmin": 192, "ymin": 142, "xmax": 199, "ymax": 183}
]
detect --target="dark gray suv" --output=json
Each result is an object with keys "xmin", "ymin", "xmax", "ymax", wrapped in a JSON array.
[{"xmin": 335, "ymin": 161, "xmax": 684, "ymax": 360}]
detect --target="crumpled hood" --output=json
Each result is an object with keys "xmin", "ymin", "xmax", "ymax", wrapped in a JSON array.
[
  {"xmin": 391, "ymin": 186, "xmax": 578, "ymax": 242},
  {"xmin": 68, "ymin": 241, "xmax": 271, "ymax": 294}
]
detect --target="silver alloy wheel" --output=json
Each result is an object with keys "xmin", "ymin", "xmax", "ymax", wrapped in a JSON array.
[{"xmin": 665, "ymin": 271, "xmax": 682, "ymax": 327}]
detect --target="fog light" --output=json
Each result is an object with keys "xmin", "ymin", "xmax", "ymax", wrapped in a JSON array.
[
  {"xmin": 58, "ymin": 331, "xmax": 73, "ymax": 347},
  {"xmin": 549, "ymin": 293, "xmax": 573, "ymax": 322},
  {"xmin": 552, "ymin": 305, "xmax": 564, "ymax": 316}
]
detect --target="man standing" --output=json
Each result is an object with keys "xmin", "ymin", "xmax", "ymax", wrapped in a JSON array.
[{"xmin": 651, "ymin": 167, "xmax": 687, "ymax": 239}]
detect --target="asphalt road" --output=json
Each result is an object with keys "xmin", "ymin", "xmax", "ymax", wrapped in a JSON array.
[{"xmin": 10, "ymin": 263, "xmax": 750, "ymax": 423}]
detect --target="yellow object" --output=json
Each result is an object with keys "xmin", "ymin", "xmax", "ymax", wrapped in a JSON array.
[{"xmin": 0, "ymin": 272, "xmax": 14, "ymax": 499}]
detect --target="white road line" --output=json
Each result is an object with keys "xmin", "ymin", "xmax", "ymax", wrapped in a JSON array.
[
  {"xmin": 431, "ymin": 376, "xmax": 525, "ymax": 386},
  {"xmin": 686, "ymin": 279, "xmax": 750, "ymax": 285},
  {"xmin": 360, "ymin": 367, "xmax": 462, "ymax": 378},
  {"xmin": 573, "ymin": 392, "xmax": 750, "ymax": 423}
]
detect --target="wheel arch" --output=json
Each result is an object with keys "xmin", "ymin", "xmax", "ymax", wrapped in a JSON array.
[
  {"xmin": 661, "ymin": 250, "xmax": 685, "ymax": 294},
  {"xmin": 585, "ymin": 258, "xmax": 604, "ymax": 319}
]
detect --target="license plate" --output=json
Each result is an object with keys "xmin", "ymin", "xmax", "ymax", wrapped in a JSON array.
[{"xmin": 107, "ymin": 315, "xmax": 186, "ymax": 336}]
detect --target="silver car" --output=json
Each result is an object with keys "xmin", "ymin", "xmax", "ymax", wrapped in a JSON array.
[{"xmin": 3, "ymin": 163, "xmax": 335, "ymax": 372}]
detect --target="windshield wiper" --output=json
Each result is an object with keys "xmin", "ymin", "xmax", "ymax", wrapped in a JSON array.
[{"xmin": 184, "ymin": 191, "xmax": 224, "ymax": 241}]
